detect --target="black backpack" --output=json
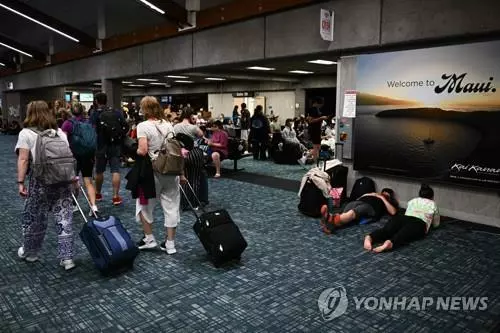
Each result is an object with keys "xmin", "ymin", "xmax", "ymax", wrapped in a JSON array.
[
  {"xmin": 98, "ymin": 109, "xmax": 128, "ymax": 144},
  {"xmin": 349, "ymin": 177, "xmax": 376, "ymax": 201},
  {"xmin": 298, "ymin": 179, "xmax": 327, "ymax": 218}
]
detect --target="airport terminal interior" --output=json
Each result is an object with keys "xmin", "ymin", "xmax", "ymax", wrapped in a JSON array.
[{"xmin": 1, "ymin": 0, "xmax": 500, "ymax": 332}]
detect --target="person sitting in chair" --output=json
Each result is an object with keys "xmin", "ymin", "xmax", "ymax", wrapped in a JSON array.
[
  {"xmin": 321, "ymin": 188, "xmax": 398, "ymax": 234},
  {"xmin": 207, "ymin": 120, "xmax": 228, "ymax": 178},
  {"xmin": 282, "ymin": 118, "xmax": 310, "ymax": 165},
  {"xmin": 364, "ymin": 184, "xmax": 440, "ymax": 253}
]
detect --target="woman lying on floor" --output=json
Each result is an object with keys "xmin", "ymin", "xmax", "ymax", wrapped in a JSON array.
[
  {"xmin": 364, "ymin": 184, "xmax": 440, "ymax": 253},
  {"xmin": 321, "ymin": 188, "xmax": 399, "ymax": 234}
]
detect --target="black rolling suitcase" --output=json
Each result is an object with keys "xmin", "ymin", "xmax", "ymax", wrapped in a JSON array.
[{"xmin": 179, "ymin": 182, "xmax": 247, "ymax": 267}]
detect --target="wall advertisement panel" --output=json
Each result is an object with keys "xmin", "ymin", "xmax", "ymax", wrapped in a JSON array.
[{"xmin": 354, "ymin": 41, "xmax": 500, "ymax": 189}]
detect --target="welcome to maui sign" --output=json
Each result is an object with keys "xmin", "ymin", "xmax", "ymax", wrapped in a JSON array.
[{"xmin": 354, "ymin": 41, "xmax": 500, "ymax": 189}]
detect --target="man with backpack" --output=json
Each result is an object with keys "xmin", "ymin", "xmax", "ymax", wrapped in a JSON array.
[
  {"xmin": 90, "ymin": 93, "xmax": 129, "ymax": 206},
  {"xmin": 62, "ymin": 103, "xmax": 99, "ymax": 216}
]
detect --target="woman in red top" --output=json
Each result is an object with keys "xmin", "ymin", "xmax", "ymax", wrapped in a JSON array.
[{"xmin": 208, "ymin": 120, "xmax": 228, "ymax": 178}]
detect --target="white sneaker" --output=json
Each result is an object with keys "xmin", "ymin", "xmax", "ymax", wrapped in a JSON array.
[
  {"xmin": 160, "ymin": 240, "xmax": 177, "ymax": 255},
  {"xmin": 60, "ymin": 259, "xmax": 76, "ymax": 271},
  {"xmin": 137, "ymin": 237, "xmax": 158, "ymax": 250},
  {"xmin": 17, "ymin": 247, "xmax": 39, "ymax": 262},
  {"xmin": 89, "ymin": 206, "xmax": 99, "ymax": 217},
  {"xmin": 297, "ymin": 155, "xmax": 307, "ymax": 167}
]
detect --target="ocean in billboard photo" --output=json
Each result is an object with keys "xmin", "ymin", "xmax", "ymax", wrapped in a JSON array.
[{"xmin": 354, "ymin": 41, "xmax": 500, "ymax": 188}]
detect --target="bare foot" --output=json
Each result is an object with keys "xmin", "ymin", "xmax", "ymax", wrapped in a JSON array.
[
  {"xmin": 364, "ymin": 235, "xmax": 373, "ymax": 251},
  {"xmin": 373, "ymin": 240, "xmax": 393, "ymax": 253}
]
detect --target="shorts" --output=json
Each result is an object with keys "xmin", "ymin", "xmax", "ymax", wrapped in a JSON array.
[
  {"xmin": 342, "ymin": 200, "xmax": 376, "ymax": 219},
  {"xmin": 309, "ymin": 127, "xmax": 322, "ymax": 145},
  {"xmin": 95, "ymin": 145, "xmax": 122, "ymax": 174},
  {"xmin": 75, "ymin": 155, "xmax": 95, "ymax": 178},
  {"xmin": 240, "ymin": 129, "xmax": 249, "ymax": 141},
  {"xmin": 212, "ymin": 150, "xmax": 227, "ymax": 161}
]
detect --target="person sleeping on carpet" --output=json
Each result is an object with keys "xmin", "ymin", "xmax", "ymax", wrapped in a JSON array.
[
  {"xmin": 364, "ymin": 184, "xmax": 440, "ymax": 253},
  {"xmin": 320, "ymin": 188, "xmax": 399, "ymax": 234}
]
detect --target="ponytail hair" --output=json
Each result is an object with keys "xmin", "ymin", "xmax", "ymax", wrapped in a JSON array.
[{"xmin": 419, "ymin": 183, "xmax": 434, "ymax": 199}]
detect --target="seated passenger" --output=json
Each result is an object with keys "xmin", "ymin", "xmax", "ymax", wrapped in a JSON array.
[
  {"xmin": 321, "ymin": 117, "xmax": 336, "ymax": 152},
  {"xmin": 208, "ymin": 120, "xmax": 228, "ymax": 178},
  {"xmin": 364, "ymin": 184, "xmax": 440, "ymax": 253},
  {"xmin": 281, "ymin": 118, "xmax": 310, "ymax": 165},
  {"xmin": 321, "ymin": 188, "xmax": 398, "ymax": 233}
]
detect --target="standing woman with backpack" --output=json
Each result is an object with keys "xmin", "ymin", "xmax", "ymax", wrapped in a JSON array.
[
  {"xmin": 134, "ymin": 96, "xmax": 187, "ymax": 254},
  {"xmin": 15, "ymin": 101, "xmax": 76, "ymax": 270},
  {"xmin": 62, "ymin": 103, "xmax": 99, "ymax": 216}
]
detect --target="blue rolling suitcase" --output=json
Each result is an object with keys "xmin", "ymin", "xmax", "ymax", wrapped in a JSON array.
[{"xmin": 72, "ymin": 186, "xmax": 138, "ymax": 275}]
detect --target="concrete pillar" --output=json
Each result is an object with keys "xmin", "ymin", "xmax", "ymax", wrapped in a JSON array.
[
  {"xmin": 335, "ymin": 57, "xmax": 357, "ymax": 160},
  {"xmin": 97, "ymin": 1, "xmax": 106, "ymax": 50},
  {"xmin": 47, "ymin": 36, "xmax": 55, "ymax": 64},
  {"xmin": 3, "ymin": 92, "xmax": 22, "ymax": 123},
  {"xmin": 294, "ymin": 88, "xmax": 306, "ymax": 117},
  {"xmin": 102, "ymin": 79, "xmax": 122, "ymax": 110},
  {"xmin": 1, "ymin": 92, "xmax": 8, "ymax": 121}
]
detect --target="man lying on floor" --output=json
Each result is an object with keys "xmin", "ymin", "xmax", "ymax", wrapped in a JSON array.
[
  {"xmin": 364, "ymin": 184, "xmax": 440, "ymax": 253},
  {"xmin": 320, "ymin": 188, "xmax": 399, "ymax": 234}
]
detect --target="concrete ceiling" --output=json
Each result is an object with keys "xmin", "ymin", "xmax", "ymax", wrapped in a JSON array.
[
  {"xmin": 0, "ymin": 0, "xmax": 232, "ymax": 63},
  {"xmin": 65, "ymin": 54, "xmax": 339, "ymax": 91}
]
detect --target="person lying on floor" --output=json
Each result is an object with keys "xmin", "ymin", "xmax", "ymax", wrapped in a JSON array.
[
  {"xmin": 321, "ymin": 188, "xmax": 398, "ymax": 233},
  {"xmin": 364, "ymin": 184, "xmax": 440, "ymax": 253}
]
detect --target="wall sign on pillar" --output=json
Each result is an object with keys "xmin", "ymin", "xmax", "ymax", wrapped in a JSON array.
[
  {"xmin": 320, "ymin": 9, "xmax": 334, "ymax": 42},
  {"xmin": 342, "ymin": 90, "xmax": 357, "ymax": 118}
]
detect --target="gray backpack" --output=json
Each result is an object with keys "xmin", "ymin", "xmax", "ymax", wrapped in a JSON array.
[{"xmin": 31, "ymin": 129, "xmax": 76, "ymax": 185}]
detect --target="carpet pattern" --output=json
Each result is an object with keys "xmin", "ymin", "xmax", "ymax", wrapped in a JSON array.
[
  {"xmin": 0, "ymin": 135, "xmax": 499, "ymax": 332},
  {"xmin": 221, "ymin": 156, "xmax": 307, "ymax": 181}
]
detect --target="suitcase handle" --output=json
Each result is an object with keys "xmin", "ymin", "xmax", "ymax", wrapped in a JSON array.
[
  {"xmin": 72, "ymin": 178, "xmax": 99, "ymax": 223},
  {"xmin": 178, "ymin": 180, "xmax": 205, "ymax": 220}
]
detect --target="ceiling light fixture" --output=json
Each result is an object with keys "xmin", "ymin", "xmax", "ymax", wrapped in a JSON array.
[
  {"xmin": 205, "ymin": 78, "xmax": 226, "ymax": 81},
  {"xmin": 137, "ymin": 78, "xmax": 158, "ymax": 82},
  {"xmin": 167, "ymin": 75, "xmax": 189, "ymax": 79},
  {"xmin": 175, "ymin": 80, "xmax": 194, "ymax": 83},
  {"xmin": 149, "ymin": 82, "xmax": 167, "ymax": 86},
  {"xmin": 307, "ymin": 60, "xmax": 337, "ymax": 65},
  {"xmin": 138, "ymin": 0, "xmax": 165, "ymax": 15},
  {"xmin": 0, "ymin": 42, "xmax": 33, "ymax": 58},
  {"xmin": 122, "ymin": 81, "xmax": 133, "ymax": 84},
  {"xmin": 247, "ymin": 66, "xmax": 276, "ymax": 71},
  {"xmin": 289, "ymin": 70, "xmax": 314, "ymax": 74},
  {"xmin": 0, "ymin": 62, "xmax": 5, "ymax": 67},
  {"xmin": 128, "ymin": 84, "xmax": 146, "ymax": 87},
  {"xmin": 0, "ymin": 3, "xmax": 79, "ymax": 43}
]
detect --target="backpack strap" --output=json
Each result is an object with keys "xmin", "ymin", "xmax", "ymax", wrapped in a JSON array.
[{"xmin": 154, "ymin": 122, "xmax": 174, "ymax": 140}]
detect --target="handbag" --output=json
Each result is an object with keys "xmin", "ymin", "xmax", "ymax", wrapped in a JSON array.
[{"xmin": 152, "ymin": 124, "xmax": 184, "ymax": 175}]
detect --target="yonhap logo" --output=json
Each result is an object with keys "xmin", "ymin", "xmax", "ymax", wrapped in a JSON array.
[{"xmin": 318, "ymin": 284, "xmax": 348, "ymax": 321}]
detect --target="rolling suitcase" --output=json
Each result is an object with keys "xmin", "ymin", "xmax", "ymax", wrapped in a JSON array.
[
  {"xmin": 179, "ymin": 181, "xmax": 247, "ymax": 267},
  {"xmin": 72, "ymin": 184, "xmax": 138, "ymax": 275}
]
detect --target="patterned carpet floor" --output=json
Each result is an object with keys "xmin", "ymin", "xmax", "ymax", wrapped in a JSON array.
[
  {"xmin": 1, "ymin": 135, "xmax": 500, "ymax": 332},
  {"xmin": 221, "ymin": 156, "xmax": 307, "ymax": 181}
]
